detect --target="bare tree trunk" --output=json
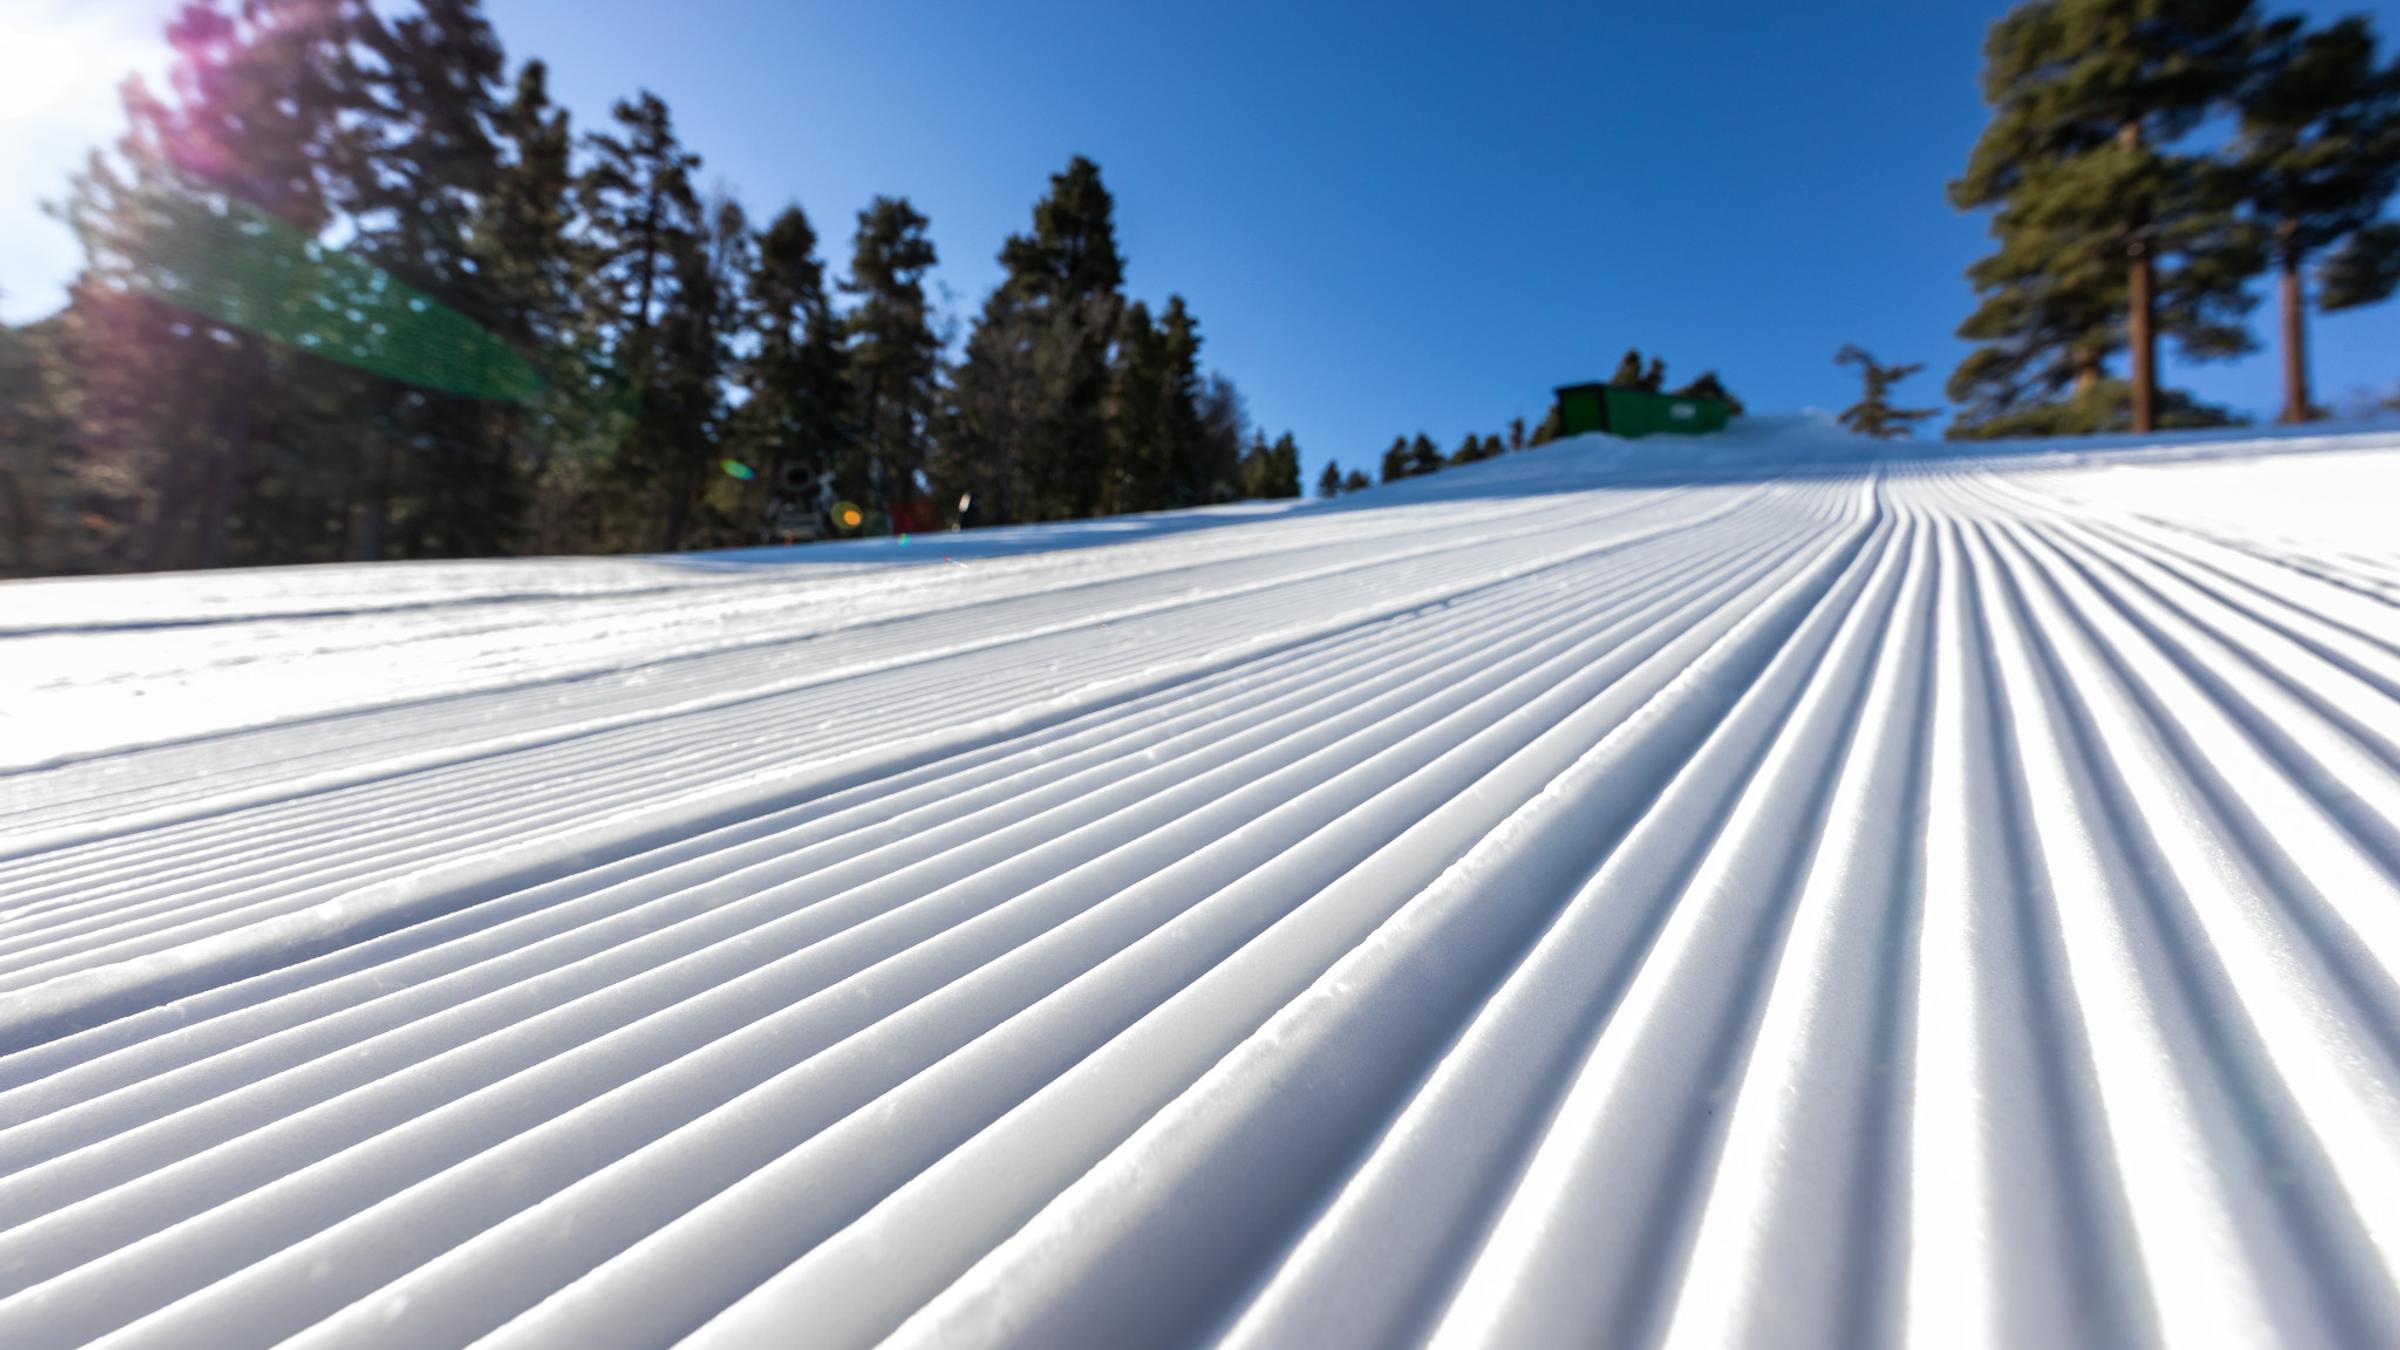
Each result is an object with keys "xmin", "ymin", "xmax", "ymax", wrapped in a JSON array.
[
  {"xmin": 2121, "ymin": 122, "xmax": 2157, "ymax": 434},
  {"xmin": 2277, "ymin": 218, "xmax": 2310, "ymax": 424}
]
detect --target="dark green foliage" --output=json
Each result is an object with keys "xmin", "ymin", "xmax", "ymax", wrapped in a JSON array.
[
  {"xmin": 1318, "ymin": 461, "xmax": 1344, "ymax": 498},
  {"xmin": 1528, "ymin": 406, "xmax": 1561, "ymax": 446},
  {"xmin": 1408, "ymin": 433, "xmax": 1444, "ymax": 477},
  {"xmin": 1380, "ymin": 436, "xmax": 1410, "ymax": 483},
  {"xmin": 1950, "ymin": 0, "xmax": 2266, "ymax": 433},
  {"xmin": 1341, "ymin": 468, "xmax": 1372, "ymax": 493},
  {"xmin": 1237, "ymin": 431, "xmax": 1302, "ymax": 500},
  {"xmin": 2236, "ymin": 15, "xmax": 2400, "ymax": 420},
  {"xmin": 1834, "ymin": 346, "xmax": 1939, "ymax": 439},
  {"xmin": 1509, "ymin": 416, "xmax": 1526, "ymax": 450},
  {"xmin": 841, "ymin": 195, "xmax": 942, "ymax": 513},
  {"xmin": 27, "ymin": 7, "xmax": 1297, "ymax": 576},
  {"xmin": 1192, "ymin": 374, "xmax": 1248, "ymax": 504},
  {"xmin": 53, "ymin": 0, "xmax": 358, "ymax": 571},
  {"xmin": 725, "ymin": 204, "xmax": 845, "ymax": 541},
  {"xmin": 1609, "ymin": 349, "xmax": 1645, "ymax": 388},
  {"xmin": 1450, "ymin": 432, "xmax": 1505, "ymax": 466},
  {"xmin": 1948, "ymin": 377, "xmax": 2240, "ymax": 439},
  {"xmin": 0, "ymin": 317, "xmax": 77, "ymax": 575},
  {"xmin": 948, "ymin": 156, "xmax": 1125, "ymax": 524},
  {"xmin": 1667, "ymin": 371, "xmax": 1745, "ymax": 415}
]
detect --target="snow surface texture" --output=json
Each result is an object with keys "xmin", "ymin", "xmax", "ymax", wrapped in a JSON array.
[{"xmin": 5, "ymin": 415, "xmax": 2400, "ymax": 1347}]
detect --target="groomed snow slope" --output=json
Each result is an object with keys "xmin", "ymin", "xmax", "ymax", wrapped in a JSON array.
[{"xmin": 6, "ymin": 416, "xmax": 2400, "ymax": 1348}]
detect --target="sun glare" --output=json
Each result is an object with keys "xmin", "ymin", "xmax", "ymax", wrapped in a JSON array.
[{"xmin": 0, "ymin": 23, "xmax": 93, "ymax": 123}]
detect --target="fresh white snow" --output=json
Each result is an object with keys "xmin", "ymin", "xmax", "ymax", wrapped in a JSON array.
[{"xmin": 4, "ymin": 414, "xmax": 2400, "ymax": 1347}]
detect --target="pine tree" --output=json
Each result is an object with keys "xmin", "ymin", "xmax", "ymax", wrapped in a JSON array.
[
  {"xmin": 1152, "ymin": 296, "xmax": 1206, "ymax": 506},
  {"xmin": 1267, "ymin": 432, "xmax": 1302, "ymax": 498},
  {"xmin": 1449, "ymin": 431, "xmax": 1488, "ymax": 465},
  {"xmin": 1318, "ymin": 460, "xmax": 1344, "ymax": 497},
  {"xmin": 1948, "ymin": 379, "xmax": 2240, "ymax": 439},
  {"xmin": 1193, "ymin": 373, "xmax": 1247, "ymax": 503},
  {"xmin": 578, "ymin": 89, "xmax": 702, "ymax": 546},
  {"xmin": 1609, "ymin": 349, "xmax": 1645, "ymax": 388},
  {"xmin": 729, "ymin": 203, "xmax": 846, "ymax": 540},
  {"xmin": 1408, "ymin": 433, "xmax": 1444, "ymax": 477},
  {"xmin": 1528, "ymin": 406, "xmax": 1561, "ymax": 446},
  {"xmin": 1237, "ymin": 430, "xmax": 1301, "ymax": 499},
  {"xmin": 344, "ymin": 0, "xmax": 530, "ymax": 562},
  {"xmin": 1509, "ymin": 415, "xmax": 1526, "ymax": 450},
  {"xmin": 483, "ymin": 58, "xmax": 589, "ymax": 552},
  {"xmin": 1668, "ymin": 370, "xmax": 1745, "ymax": 414},
  {"xmin": 55, "ymin": 0, "xmax": 362, "ymax": 571},
  {"xmin": 1952, "ymin": 0, "xmax": 2265, "ymax": 434},
  {"xmin": 1341, "ymin": 468, "xmax": 1372, "ymax": 493},
  {"xmin": 949, "ymin": 156, "xmax": 1123, "ymax": 523},
  {"xmin": 1834, "ymin": 345, "xmax": 1940, "ymax": 438},
  {"xmin": 0, "ymin": 316, "xmax": 76, "ymax": 575},
  {"xmin": 2236, "ymin": 15, "xmax": 2400, "ymax": 422},
  {"xmin": 1379, "ymin": 435, "xmax": 1410, "ymax": 483},
  {"xmin": 842, "ymin": 195, "xmax": 942, "ymax": 516},
  {"xmin": 649, "ymin": 193, "xmax": 746, "ymax": 550}
]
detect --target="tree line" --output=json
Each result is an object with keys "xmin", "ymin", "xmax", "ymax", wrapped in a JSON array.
[
  {"xmin": 1312, "ymin": 348, "xmax": 1748, "ymax": 496},
  {"xmin": 1948, "ymin": 0, "xmax": 2400, "ymax": 439},
  {"xmin": 0, "ymin": 0, "xmax": 1303, "ymax": 578}
]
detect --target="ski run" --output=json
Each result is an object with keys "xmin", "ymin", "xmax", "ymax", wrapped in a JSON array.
[{"xmin": 7, "ymin": 415, "xmax": 2400, "ymax": 1349}]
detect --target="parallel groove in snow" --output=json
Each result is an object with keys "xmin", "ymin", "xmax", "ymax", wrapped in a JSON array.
[{"xmin": 3, "ymin": 427, "xmax": 2398, "ymax": 1347}]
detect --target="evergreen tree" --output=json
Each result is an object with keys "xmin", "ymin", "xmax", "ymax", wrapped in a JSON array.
[
  {"xmin": 1668, "ymin": 370, "xmax": 1745, "ymax": 414},
  {"xmin": 1638, "ymin": 356, "xmax": 1666, "ymax": 392},
  {"xmin": 1449, "ymin": 431, "xmax": 1489, "ymax": 465},
  {"xmin": 1266, "ymin": 432, "xmax": 1302, "ymax": 498},
  {"xmin": 1341, "ymin": 468, "xmax": 1372, "ymax": 493},
  {"xmin": 1193, "ymin": 372, "xmax": 1248, "ymax": 503},
  {"xmin": 344, "ymin": 0, "xmax": 529, "ymax": 562},
  {"xmin": 1951, "ymin": 0, "xmax": 2265, "ymax": 434},
  {"xmin": 54, "ymin": 0, "xmax": 365, "ymax": 571},
  {"xmin": 1948, "ymin": 379, "xmax": 2241, "ymax": 439},
  {"xmin": 0, "ymin": 317, "xmax": 76, "ymax": 575},
  {"xmin": 1528, "ymin": 406, "xmax": 1561, "ymax": 446},
  {"xmin": 1609, "ymin": 349, "xmax": 1645, "ymax": 387},
  {"xmin": 1237, "ymin": 430, "xmax": 1301, "ymax": 499},
  {"xmin": 482, "ymin": 58, "xmax": 591, "ymax": 552},
  {"xmin": 1481, "ymin": 432, "xmax": 1505, "ymax": 459},
  {"xmin": 578, "ymin": 89, "xmax": 702, "ymax": 546},
  {"xmin": 1379, "ymin": 435, "xmax": 1410, "ymax": 483},
  {"xmin": 1834, "ymin": 345, "xmax": 1940, "ymax": 438},
  {"xmin": 949, "ymin": 156, "xmax": 1123, "ymax": 522},
  {"xmin": 1106, "ymin": 300, "xmax": 1166, "ymax": 511},
  {"xmin": 842, "ymin": 195, "xmax": 942, "ymax": 514},
  {"xmin": 1318, "ymin": 460, "xmax": 1344, "ymax": 497},
  {"xmin": 729, "ymin": 203, "xmax": 846, "ymax": 539},
  {"xmin": 2236, "ymin": 15, "xmax": 2400, "ymax": 422},
  {"xmin": 1509, "ymin": 415, "xmax": 1526, "ymax": 450},
  {"xmin": 649, "ymin": 192, "xmax": 746, "ymax": 550},
  {"xmin": 1151, "ymin": 296, "xmax": 1207, "ymax": 507},
  {"xmin": 1408, "ymin": 432, "xmax": 1444, "ymax": 477}
]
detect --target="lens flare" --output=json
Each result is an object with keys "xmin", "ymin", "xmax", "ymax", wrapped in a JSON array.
[{"xmin": 832, "ymin": 502, "xmax": 864, "ymax": 531}]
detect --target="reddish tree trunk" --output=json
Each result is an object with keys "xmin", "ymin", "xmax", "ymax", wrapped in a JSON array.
[
  {"xmin": 2278, "ymin": 219, "xmax": 2310, "ymax": 424},
  {"xmin": 2121, "ymin": 123, "xmax": 2157, "ymax": 434}
]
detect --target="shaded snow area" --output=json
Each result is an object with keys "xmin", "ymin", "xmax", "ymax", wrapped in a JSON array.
[{"xmin": 7, "ymin": 415, "xmax": 2400, "ymax": 1348}]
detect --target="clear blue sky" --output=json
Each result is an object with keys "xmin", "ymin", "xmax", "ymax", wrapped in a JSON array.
[{"xmin": 9, "ymin": 0, "xmax": 2400, "ymax": 482}]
